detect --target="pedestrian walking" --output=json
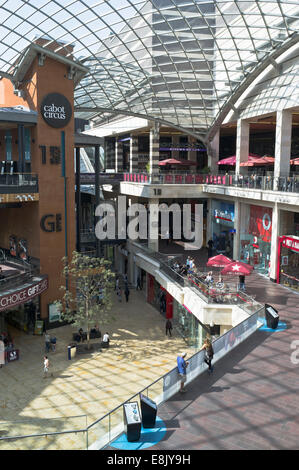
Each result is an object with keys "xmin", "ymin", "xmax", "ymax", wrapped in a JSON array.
[
  {"xmin": 44, "ymin": 331, "xmax": 51, "ymax": 353},
  {"xmin": 136, "ymin": 276, "xmax": 142, "ymax": 291},
  {"xmin": 200, "ymin": 338, "xmax": 214, "ymax": 374},
  {"xmin": 239, "ymin": 274, "xmax": 246, "ymax": 291},
  {"xmin": 177, "ymin": 352, "xmax": 189, "ymax": 393},
  {"xmin": 116, "ymin": 286, "xmax": 122, "ymax": 302},
  {"xmin": 166, "ymin": 319, "xmax": 173, "ymax": 337},
  {"xmin": 50, "ymin": 335, "xmax": 57, "ymax": 352},
  {"xmin": 207, "ymin": 239, "xmax": 214, "ymax": 258},
  {"xmin": 124, "ymin": 285, "xmax": 130, "ymax": 302},
  {"xmin": 43, "ymin": 355, "xmax": 53, "ymax": 378}
]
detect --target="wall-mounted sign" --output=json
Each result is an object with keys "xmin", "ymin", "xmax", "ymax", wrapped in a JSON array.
[
  {"xmin": 40, "ymin": 214, "xmax": 62, "ymax": 233},
  {"xmin": 49, "ymin": 303, "xmax": 61, "ymax": 323},
  {"xmin": 0, "ymin": 277, "xmax": 48, "ymax": 312},
  {"xmin": 40, "ymin": 93, "xmax": 72, "ymax": 128}
]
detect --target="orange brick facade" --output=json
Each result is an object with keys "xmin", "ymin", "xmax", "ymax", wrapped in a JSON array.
[{"xmin": 0, "ymin": 54, "xmax": 76, "ymax": 320}]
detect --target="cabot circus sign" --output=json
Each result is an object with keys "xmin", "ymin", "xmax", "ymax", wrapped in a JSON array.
[
  {"xmin": 41, "ymin": 93, "xmax": 72, "ymax": 128},
  {"xmin": 0, "ymin": 277, "xmax": 48, "ymax": 312}
]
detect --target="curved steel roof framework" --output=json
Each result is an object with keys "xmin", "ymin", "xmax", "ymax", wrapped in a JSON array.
[{"xmin": 0, "ymin": 0, "xmax": 299, "ymax": 142}]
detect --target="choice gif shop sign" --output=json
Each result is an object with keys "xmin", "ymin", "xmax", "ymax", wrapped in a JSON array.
[{"xmin": 0, "ymin": 277, "xmax": 48, "ymax": 312}]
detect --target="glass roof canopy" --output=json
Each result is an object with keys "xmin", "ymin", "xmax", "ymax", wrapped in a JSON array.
[{"xmin": 1, "ymin": 0, "xmax": 299, "ymax": 142}]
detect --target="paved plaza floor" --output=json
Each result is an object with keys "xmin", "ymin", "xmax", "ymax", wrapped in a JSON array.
[
  {"xmin": 1, "ymin": 246, "xmax": 299, "ymax": 450},
  {"xmin": 0, "ymin": 289, "xmax": 193, "ymax": 449},
  {"xmin": 149, "ymin": 272, "xmax": 299, "ymax": 450}
]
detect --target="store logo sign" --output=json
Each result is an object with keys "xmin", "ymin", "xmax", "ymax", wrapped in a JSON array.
[
  {"xmin": 41, "ymin": 93, "xmax": 72, "ymax": 128},
  {"xmin": 40, "ymin": 214, "xmax": 62, "ymax": 232}
]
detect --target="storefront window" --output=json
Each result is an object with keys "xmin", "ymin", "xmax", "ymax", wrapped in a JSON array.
[
  {"xmin": 212, "ymin": 200, "xmax": 234, "ymax": 257},
  {"xmin": 240, "ymin": 205, "xmax": 272, "ymax": 275},
  {"xmin": 172, "ymin": 301, "xmax": 206, "ymax": 348},
  {"xmin": 279, "ymin": 236, "xmax": 299, "ymax": 292}
]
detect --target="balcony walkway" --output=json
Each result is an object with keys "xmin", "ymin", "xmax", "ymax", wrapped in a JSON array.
[{"xmin": 151, "ymin": 272, "xmax": 299, "ymax": 450}]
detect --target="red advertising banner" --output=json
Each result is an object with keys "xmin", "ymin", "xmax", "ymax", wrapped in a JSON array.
[
  {"xmin": 0, "ymin": 277, "xmax": 48, "ymax": 312},
  {"xmin": 249, "ymin": 206, "xmax": 272, "ymax": 243},
  {"xmin": 165, "ymin": 292, "xmax": 173, "ymax": 319},
  {"xmin": 280, "ymin": 236, "xmax": 299, "ymax": 253}
]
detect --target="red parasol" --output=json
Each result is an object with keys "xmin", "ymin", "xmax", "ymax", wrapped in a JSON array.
[
  {"xmin": 159, "ymin": 158, "xmax": 197, "ymax": 166},
  {"xmin": 218, "ymin": 153, "xmax": 262, "ymax": 166},
  {"xmin": 221, "ymin": 260, "xmax": 253, "ymax": 276},
  {"xmin": 206, "ymin": 254, "xmax": 232, "ymax": 267}
]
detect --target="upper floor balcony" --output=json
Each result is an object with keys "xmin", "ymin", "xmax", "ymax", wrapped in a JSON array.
[
  {"xmin": 123, "ymin": 172, "xmax": 299, "ymax": 192},
  {"xmin": 0, "ymin": 173, "xmax": 39, "ymax": 197},
  {"xmin": 121, "ymin": 172, "xmax": 299, "ymax": 206}
]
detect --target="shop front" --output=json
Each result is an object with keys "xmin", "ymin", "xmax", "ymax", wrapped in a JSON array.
[
  {"xmin": 0, "ymin": 276, "xmax": 48, "ymax": 333},
  {"xmin": 211, "ymin": 200, "xmax": 234, "ymax": 257},
  {"xmin": 240, "ymin": 205, "xmax": 272, "ymax": 275},
  {"xmin": 277, "ymin": 236, "xmax": 299, "ymax": 291},
  {"xmin": 173, "ymin": 302, "xmax": 205, "ymax": 348}
]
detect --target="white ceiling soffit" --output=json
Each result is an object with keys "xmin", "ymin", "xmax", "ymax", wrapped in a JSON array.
[{"xmin": 0, "ymin": 1, "xmax": 299, "ymax": 141}]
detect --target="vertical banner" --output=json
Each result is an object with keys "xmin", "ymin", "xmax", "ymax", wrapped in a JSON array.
[
  {"xmin": 165, "ymin": 292, "xmax": 173, "ymax": 319},
  {"xmin": 249, "ymin": 206, "xmax": 272, "ymax": 243}
]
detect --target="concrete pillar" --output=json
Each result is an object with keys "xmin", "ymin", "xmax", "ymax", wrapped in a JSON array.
[
  {"xmin": 206, "ymin": 198, "xmax": 212, "ymax": 243},
  {"xmin": 129, "ymin": 134, "xmax": 138, "ymax": 174},
  {"xmin": 149, "ymin": 123, "xmax": 160, "ymax": 175},
  {"xmin": 233, "ymin": 200, "xmax": 241, "ymax": 260},
  {"xmin": 188, "ymin": 136, "xmax": 197, "ymax": 163},
  {"xmin": 172, "ymin": 134, "xmax": 180, "ymax": 159},
  {"xmin": 236, "ymin": 119, "xmax": 249, "ymax": 176},
  {"xmin": 148, "ymin": 198, "xmax": 159, "ymax": 252},
  {"xmin": 274, "ymin": 109, "xmax": 292, "ymax": 189},
  {"xmin": 115, "ymin": 139, "xmax": 123, "ymax": 173},
  {"xmin": 269, "ymin": 203, "xmax": 280, "ymax": 282},
  {"xmin": 207, "ymin": 130, "xmax": 219, "ymax": 174}
]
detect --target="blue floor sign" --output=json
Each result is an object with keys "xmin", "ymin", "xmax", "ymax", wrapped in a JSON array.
[
  {"xmin": 258, "ymin": 318, "xmax": 287, "ymax": 332},
  {"xmin": 110, "ymin": 417, "xmax": 166, "ymax": 450}
]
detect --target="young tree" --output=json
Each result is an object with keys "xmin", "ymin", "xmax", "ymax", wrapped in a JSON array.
[{"xmin": 57, "ymin": 251, "xmax": 115, "ymax": 350}]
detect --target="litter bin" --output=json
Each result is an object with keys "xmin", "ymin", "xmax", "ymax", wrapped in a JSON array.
[
  {"xmin": 265, "ymin": 303, "xmax": 279, "ymax": 329},
  {"xmin": 68, "ymin": 343, "xmax": 77, "ymax": 360},
  {"xmin": 140, "ymin": 393, "xmax": 157, "ymax": 428}
]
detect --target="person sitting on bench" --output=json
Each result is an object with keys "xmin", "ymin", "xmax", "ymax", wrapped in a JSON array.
[{"xmin": 101, "ymin": 332, "xmax": 110, "ymax": 348}]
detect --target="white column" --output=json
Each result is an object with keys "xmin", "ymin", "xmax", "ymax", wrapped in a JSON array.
[
  {"xmin": 115, "ymin": 139, "xmax": 123, "ymax": 173},
  {"xmin": 269, "ymin": 203, "xmax": 280, "ymax": 282},
  {"xmin": 233, "ymin": 200, "xmax": 241, "ymax": 260},
  {"xmin": 207, "ymin": 130, "xmax": 220, "ymax": 174},
  {"xmin": 148, "ymin": 198, "xmax": 159, "ymax": 252},
  {"xmin": 149, "ymin": 123, "xmax": 160, "ymax": 175},
  {"xmin": 274, "ymin": 109, "xmax": 292, "ymax": 189},
  {"xmin": 236, "ymin": 119, "xmax": 249, "ymax": 176}
]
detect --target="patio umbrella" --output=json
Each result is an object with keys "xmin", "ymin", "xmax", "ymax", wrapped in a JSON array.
[
  {"xmin": 290, "ymin": 157, "xmax": 299, "ymax": 165},
  {"xmin": 218, "ymin": 153, "xmax": 262, "ymax": 166},
  {"xmin": 206, "ymin": 254, "xmax": 232, "ymax": 267},
  {"xmin": 221, "ymin": 260, "xmax": 253, "ymax": 276},
  {"xmin": 240, "ymin": 155, "xmax": 275, "ymax": 166},
  {"xmin": 159, "ymin": 158, "xmax": 197, "ymax": 166},
  {"xmin": 159, "ymin": 158, "xmax": 184, "ymax": 166}
]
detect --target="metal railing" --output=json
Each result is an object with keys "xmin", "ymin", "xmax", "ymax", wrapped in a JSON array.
[
  {"xmin": 123, "ymin": 172, "xmax": 299, "ymax": 193},
  {"xmin": 0, "ymin": 173, "xmax": 39, "ymax": 193},
  {"xmin": 0, "ymin": 250, "xmax": 39, "ymax": 291},
  {"xmin": 86, "ymin": 305, "xmax": 264, "ymax": 450},
  {"xmin": 0, "ymin": 268, "xmax": 264, "ymax": 450}
]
